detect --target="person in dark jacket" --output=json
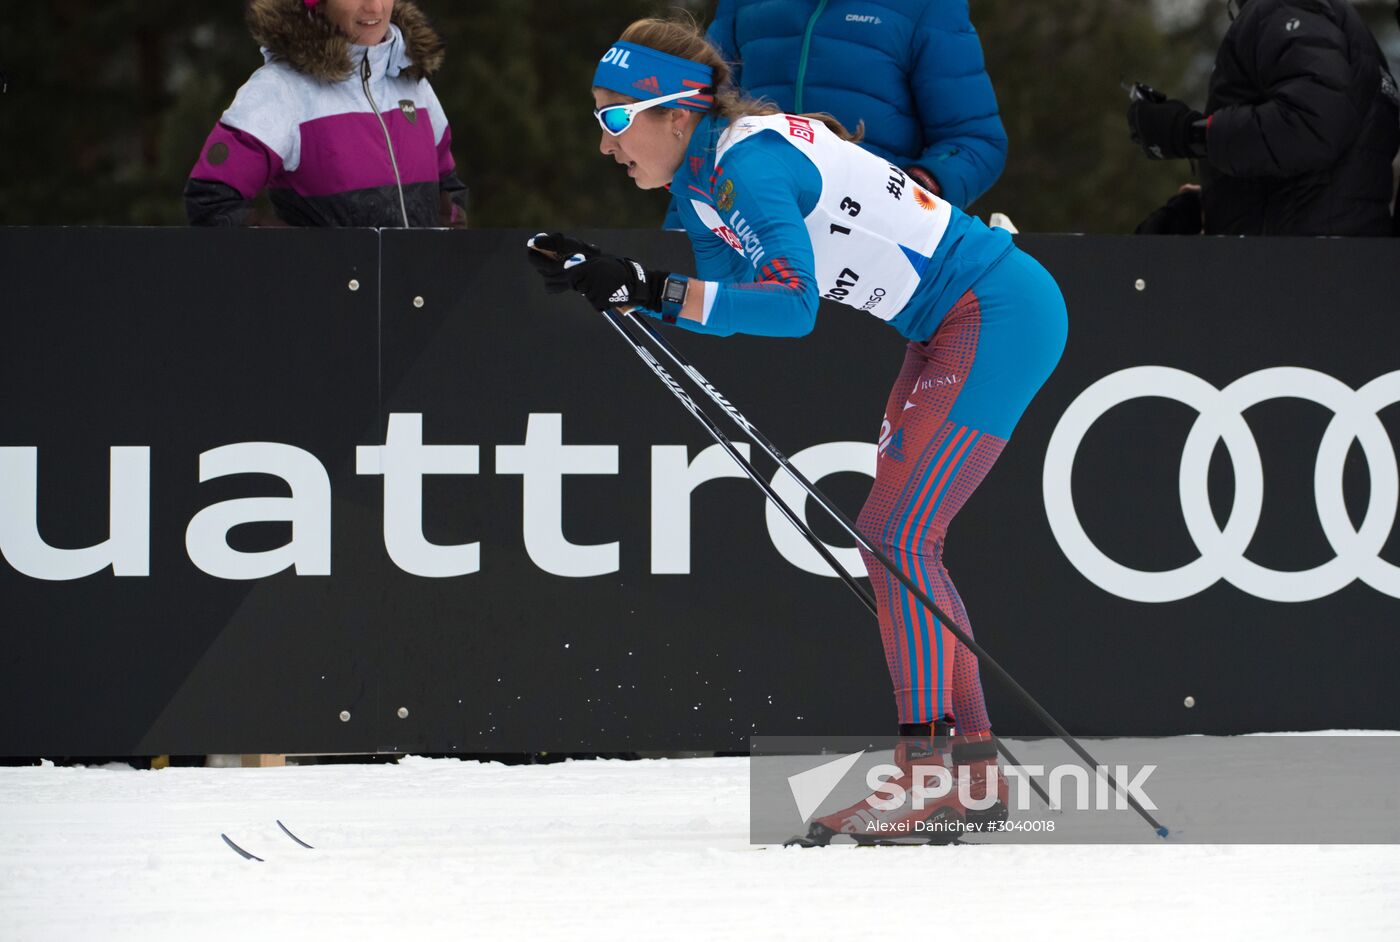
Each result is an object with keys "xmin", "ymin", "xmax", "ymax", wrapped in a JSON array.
[
  {"xmin": 663, "ymin": 0, "xmax": 1006, "ymax": 228},
  {"xmin": 186, "ymin": 0, "xmax": 467, "ymax": 227},
  {"xmin": 1129, "ymin": 0, "xmax": 1399, "ymax": 236}
]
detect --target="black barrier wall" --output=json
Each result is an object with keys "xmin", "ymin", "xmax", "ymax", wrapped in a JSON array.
[{"xmin": 2, "ymin": 229, "xmax": 1398, "ymax": 755}]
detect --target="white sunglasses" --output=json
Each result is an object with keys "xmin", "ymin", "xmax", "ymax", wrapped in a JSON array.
[{"xmin": 594, "ymin": 88, "xmax": 704, "ymax": 136}]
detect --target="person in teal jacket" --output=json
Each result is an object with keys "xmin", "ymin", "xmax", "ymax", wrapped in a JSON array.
[{"xmin": 665, "ymin": 0, "xmax": 1005, "ymax": 227}]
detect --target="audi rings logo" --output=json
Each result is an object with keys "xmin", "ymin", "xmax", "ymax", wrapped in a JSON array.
[{"xmin": 1043, "ymin": 367, "xmax": 1400, "ymax": 603}]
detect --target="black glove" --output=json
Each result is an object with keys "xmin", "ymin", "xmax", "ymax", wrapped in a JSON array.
[
  {"xmin": 1134, "ymin": 189, "xmax": 1203, "ymax": 235},
  {"xmin": 526, "ymin": 232, "xmax": 602, "ymax": 293},
  {"xmin": 1128, "ymin": 97, "xmax": 1205, "ymax": 160},
  {"xmin": 563, "ymin": 254, "xmax": 667, "ymax": 311}
]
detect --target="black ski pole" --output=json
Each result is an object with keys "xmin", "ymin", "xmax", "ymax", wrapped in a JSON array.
[
  {"xmin": 595, "ymin": 307, "xmax": 874, "ymax": 608},
  {"xmin": 523, "ymin": 240, "xmax": 1053, "ymax": 809},
  {"xmin": 614, "ymin": 310, "xmax": 1057, "ymax": 812},
  {"xmin": 620, "ymin": 309, "xmax": 1163, "ymax": 837},
  {"xmin": 524, "ymin": 245, "xmax": 871, "ymax": 606},
  {"xmin": 602, "ymin": 308, "xmax": 1055, "ymax": 813}
]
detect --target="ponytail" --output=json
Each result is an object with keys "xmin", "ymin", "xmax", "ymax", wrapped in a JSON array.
[{"xmin": 615, "ymin": 16, "xmax": 864, "ymax": 143}]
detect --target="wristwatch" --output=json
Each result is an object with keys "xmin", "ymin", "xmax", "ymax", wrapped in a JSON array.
[{"xmin": 660, "ymin": 274, "xmax": 689, "ymax": 324}]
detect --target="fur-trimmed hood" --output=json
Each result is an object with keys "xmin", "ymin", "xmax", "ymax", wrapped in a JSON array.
[{"xmin": 246, "ymin": 0, "xmax": 445, "ymax": 82}]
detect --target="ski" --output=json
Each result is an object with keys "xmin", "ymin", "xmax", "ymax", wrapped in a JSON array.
[
  {"xmin": 220, "ymin": 833, "xmax": 263, "ymax": 862},
  {"xmin": 221, "ymin": 821, "xmax": 313, "ymax": 860},
  {"xmin": 277, "ymin": 819, "xmax": 314, "ymax": 849}
]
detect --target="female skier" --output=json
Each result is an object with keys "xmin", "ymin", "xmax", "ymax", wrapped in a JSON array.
[{"xmin": 528, "ymin": 17, "xmax": 1067, "ymax": 843}]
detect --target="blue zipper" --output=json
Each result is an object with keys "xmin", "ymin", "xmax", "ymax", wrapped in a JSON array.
[{"xmin": 794, "ymin": 0, "xmax": 830, "ymax": 114}]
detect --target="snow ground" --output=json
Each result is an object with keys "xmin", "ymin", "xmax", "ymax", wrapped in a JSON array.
[{"xmin": 1, "ymin": 754, "xmax": 1397, "ymax": 941}]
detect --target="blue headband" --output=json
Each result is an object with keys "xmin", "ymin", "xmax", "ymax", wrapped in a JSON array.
[{"xmin": 593, "ymin": 42, "xmax": 714, "ymax": 111}]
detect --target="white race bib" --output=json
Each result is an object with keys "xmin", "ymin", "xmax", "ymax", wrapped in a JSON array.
[{"xmin": 702, "ymin": 113, "xmax": 953, "ymax": 321}]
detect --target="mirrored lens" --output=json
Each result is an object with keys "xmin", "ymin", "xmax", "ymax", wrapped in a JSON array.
[{"xmin": 599, "ymin": 106, "xmax": 632, "ymax": 135}]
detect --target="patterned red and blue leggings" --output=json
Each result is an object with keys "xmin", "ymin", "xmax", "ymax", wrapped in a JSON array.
[{"xmin": 856, "ymin": 248, "xmax": 1067, "ymax": 732}]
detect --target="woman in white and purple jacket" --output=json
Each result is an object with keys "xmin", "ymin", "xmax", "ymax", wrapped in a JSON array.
[{"xmin": 186, "ymin": 0, "xmax": 467, "ymax": 227}]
